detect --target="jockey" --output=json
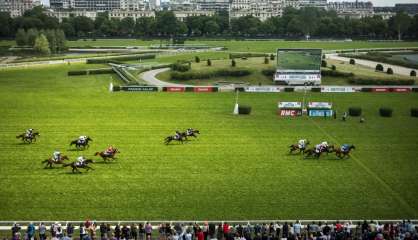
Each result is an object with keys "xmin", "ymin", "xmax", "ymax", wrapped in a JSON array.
[
  {"xmin": 341, "ymin": 144, "xmax": 350, "ymax": 153},
  {"xmin": 315, "ymin": 144, "xmax": 322, "ymax": 153},
  {"xmin": 78, "ymin": 135, "xmax": 87, "ymax": 144},
  {"xmin": 26, "ymin": 128, "xmax": 34, "ymax": 138},
  {"xmin": 298, "ymin": 139, "xmax": 308, "ymax": 150},
  {"xmin": 175, "ymin": 131, "xmax": 181, "ymax": 140},
  {"xmin": 186, "ymin": 128, "xmax": 194, "ymax": 136},
  {"xmin": 105, "ymin": 145, "xmax": 114, "ymax": 156},
  {"xmin": 76, "ymin": 156, "xmax": 86, "ymax": 167},
  {"xmin": 321, "ymin": 141, "xmax": 329, "ymax": 151},
  {"xmin": 53, "ymin": 151, "xmax": 61, "ymax": 162}
]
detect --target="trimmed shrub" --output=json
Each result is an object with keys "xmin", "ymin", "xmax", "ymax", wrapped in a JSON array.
[
  {"xmin": 88, "ymin": 68, "xmax": 114, "ymax": 75},
  {"xmin": 170, "ymin": 68, "xmax": 252, "ymax": 80},
  {"xmin": 68, "ymin": 70, "xmax": 87, "ymax": 76},
  {"xmin": 411, "ymin": 108, "xmax": 418, "ymax": 117},
  {"xmin": 238, "ymin": 105, "xmax": 251, "ymax": 115},
  {"xmin": 387, "ymin": 68, "xmax": 394, "ymax": 75},
  {"xmin": 311, "ymin": 87, "xmax": 321, "ymax": 92},
  {"xmin": 410, "ymin": 70, "xmax": 416, "ymax": 77},
  {"xmin": 207, "ymin": 59, "xmax": 212, "ymax": 66},
  {"xmin": 348, "ymin": 107, "xmax": 362, "ymax": 117},
  {"xmin": 375, "ymin": 64, "xmax": 384, "ymax": 72},
  {"xmin": 231, "ymin": 59, "xmax": 236, "ymax": 67},
  {"xmin": 261, "ymin": 68, "xmax": 276, "ymax": 77},
  {"xmin": 264, "ymin": 57, "xmax": 269, "ymax": 64},
  {"xmin": 349, "ymin": 59, "xmax": 355, "ymax": 65},
  {"xmin": 195, "ymin": 56, "xmax": 200, "ymax": 63},
  {"xmin": 321, "ymin": 60, "xmax": 327, "ymax": 68},
  {"xmin": 379, "ymin": 108, "xmax": 393, "ymax": 117},
  {"xmin": 284, "ymin": 88, "xmax": 294, "ymax": 92},
  {"xmin": 331, "ymin": 65, "xmax": 337, "ymax": 71},
  {"xmin": 270, "ymin": 54, "xmax": 275, "ymax": 60},
  {"xmin": 171, "ymin": 62, "xmax": 190, "ymax": 72},
  {"xmin": 112, "ymin": 85, "xmax": 121, "ymax": 91}
]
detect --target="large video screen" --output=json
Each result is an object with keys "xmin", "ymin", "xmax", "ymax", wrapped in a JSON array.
[{"xmin": 276, "ymin": 49, "xmax": 322, "ymax": 70}]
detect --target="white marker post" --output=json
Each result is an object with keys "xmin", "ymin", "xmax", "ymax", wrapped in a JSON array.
[
  {"xmin": 233, "ymin": 88, "xmax": 239, "ymax": 115},
  {"xmin": 109, "ymin": 82, "xmax": 113, "ymax": 92}
]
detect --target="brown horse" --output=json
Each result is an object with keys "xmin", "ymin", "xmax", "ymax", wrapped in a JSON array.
[
  {"xmin": 63, "ymin": 159, "xmax": 94, "ymax": 173},
  {"xmin": 95, "ymin": 148, "xmax": 120, "ymax": 162},
  {"xmin": 334, "ymin": 145, "xmax": 356, "ymax": 159},
  {"xmin": 289, "ymin": 142, "xmax": 310, "ymax": 154},
  {"xmin": 69, "ymin": 137, "xmax": 93, "ymax": 150},
  {"xmin": 42, "ymin": 155, "xmax": 69, "ymax": 168},
  {"xmin": 16, "ymin": 132, "xmax": 40, "ymax": 143},
  {"xmin": 304, "ymin": 145, "xmax": 335, "ymax": 159},
  {"xmin": 182, "ymin": 129, "xmax": 200, "ymax": 140}
]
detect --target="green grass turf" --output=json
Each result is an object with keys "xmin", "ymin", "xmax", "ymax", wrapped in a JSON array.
[
  {"xmin": 1, "ymin": 63, "xmax": 418, "ymax": 220},
  {"xmin": 54, "ymin": 39, "xmax": 418, "ymax": 53}
]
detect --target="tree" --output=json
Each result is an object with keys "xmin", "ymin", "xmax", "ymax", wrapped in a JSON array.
[
  {"xmin": 34, "ymin": 34, "xmax": 50, "ymax": 55},
  {"xmin": 55, "ymin": 29, "xmax": 66, "ymax": 52},
  {"xmin": 155, "ymin": 11, "xmax": 178, "ymax": 37},
  {"xmin": 45, "ymin": 29, "xmax": 57, "ymax": 53},
  {"xmin": 195, "ymin": 56, "xmax": 200, "ymax": 63},
  {"xmin": 349, "ymin": 59, "xmax": 355, "ymax": 65},
  {"xmin": 391, "ymin": 11, "xmax": 412, "ymax": 40},
  {"xmin": 387, "ymin": 68, "xmax": 394, "ymax": 75},
  {"xmin": 119, "ymin": 17, "xmax": 135, "ymax": 36},
  {"xmin": 27, "ymin": 28, "xmax": 39, "ymax": 46},
  {"xmin": 16, "ymin": 29, "xmax": 28, "ymax": 46},
  {"xmin": 203, "ymin": 20, "xmax": 219, "ymax": 35},
  {"xmin": 411, "ymin": 70, "xmax": 417, "ymax": 77},
  {"xmin": 376, "ymin": 64, "xmax": 384, "ymax": 72},
  {"xmin": 0, "ymin": 12, "xmax": 12, "ymax": 37}
]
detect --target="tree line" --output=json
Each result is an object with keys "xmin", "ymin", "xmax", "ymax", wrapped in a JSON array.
[{"xmin": 1, "ymin": 6, "xmax": 418, "ymax": 40}]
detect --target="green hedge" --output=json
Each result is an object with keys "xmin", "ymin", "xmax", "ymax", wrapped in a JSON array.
[
  {"xmin": 238, "ymin": 105, "xmax": 252, "ymax": 115},
  {"xmin": 348, "ymin": 107, "xmax": 362, "ymax": 117},
  {"xmin": 261, "ymin": 68, "xmax": 276, "ymax": 77},
  {"xmin": 88, "ymin": 68, "xmax": 114, "ymax": 74},
  {"xmin": 229, "ymin": 53, "xmax": 267, "ymax": 59},
  {"xmin": 171, "ymin": 68, "xmax": 252, "ymax": 80},
  {"xmin": 86, "ymin": 54, "xmax": 156, "ymax": 64},
  {"xmin": 68, "ymin": 70, "xmax": 87, "ymax": 76},
  {"xmin": 379, "ymin": 108, "xmax": 393, "ymax": 117},
  {"xmin": 321, "ymin": 69, "xmax": 354, "ymax": 77},
  {"xmin": 311, "ymin": 87, "xmax": 321, "ymax": 92},
  {"xmin": 171, "ymin": 62, "xmax": 191, "ymax": 72},
  {"xmin": 411, "ymin": 108, "xmax": 418, "ymax": 117},
  {"xmin": 112, "ymin": 85, "xmax": 121, "ymax": 91},
  {"xmin": 348, "ymin": 78, "xmax": 415, "ymax": 86}
]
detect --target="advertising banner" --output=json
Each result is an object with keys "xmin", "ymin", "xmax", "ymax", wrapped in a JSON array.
[
  {"xmin": 308, "ymin": 110, "xmax": 333, "ymax": 117},
  {"xmin": 121, "ymin": 86, "xmax": 158, "ymax": 92},
  {"xmin": 279, "ymin": 109, "xmax": 302, "ymax": 116},
  {"xmin": 245, "ymin": 86, "xmax": 281, "ymax": 92},
  {"xmin": 372, "ymin": 88, "xmax": 390, "ymax": 92},
  {"xmin": 167, "ymin": 87, "xmax": 185, "ymax": 92},
  {"xmin": 278, "ymin": 102, "xmax": 302, "ymax": 109},
  {"xmin": 392, "ymin": 88, "xmax": 411, "ymax": 92},
  {"xmin": 194, "ymin": 87, "xmax": 213, "ymax": 92},
  {"xmin": 308, "ymin": 102, "xmax": 332, "ymax": 109},
  {"xmin": 321, "ymin": 86, "xmax": 360, "ymax": 93}
]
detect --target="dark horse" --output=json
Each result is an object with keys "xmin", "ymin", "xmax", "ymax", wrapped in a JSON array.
[
  {"xmin": 42, "ymin": 155, "xmax": 69, "ymax": 168},
  {"xmin": 164, "ymin": 133, "xmax": 186, "ymax": 145},
  {"xmin": 304, "ymin": 145, "xmax": 335, "ymax": 159},
  {"xmin": 289, "ymin": 142, "xmax": 310, "ymax": 154},
  {"xmin": 95, "ymin": 148, "xmax": 120, "ymax": 162},
  {"xmin": 334, "ymin": 145, "xmax": 356, "ymax": 159},
  {"xmin": 16, "ymin": 132, "xmax": 40, "ymax": 143},
  {"xmin": 69, "ymin": 137, "xmax": 93, "ymax": 150},
  {"xmin": 63, "ymin": 159, "xmax": 94, "ymax": 173},
  {"xmin": 182, "ymin": 129, "xmax": 200, "ymax": 140}
]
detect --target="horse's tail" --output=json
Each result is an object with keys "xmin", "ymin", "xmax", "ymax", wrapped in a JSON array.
[
  {"xmin": 16, "ymin": 134, "xmax": 23, "ymax": 139},
  {"xmin": 69, "ymin": 141, "xmax": 75, "ymax": 146}
]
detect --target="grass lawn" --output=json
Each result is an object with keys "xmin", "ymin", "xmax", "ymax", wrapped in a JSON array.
[{"xmin": 1, "ymin": 63, "xmax": 418, "ymax": 220}]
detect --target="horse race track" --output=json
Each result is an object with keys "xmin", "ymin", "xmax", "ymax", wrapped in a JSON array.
[{"xmin": 1, "ymin": 63, "xmax": 418, "ymax": 220}]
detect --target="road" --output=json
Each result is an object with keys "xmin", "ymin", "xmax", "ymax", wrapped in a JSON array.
[
  {"xmin": 139, "ymin": 68, "xmax": 193, "ymax": 87},
  {"xmin": 326, "ymin": 53, "xmax": 416, "ymax": 77}
]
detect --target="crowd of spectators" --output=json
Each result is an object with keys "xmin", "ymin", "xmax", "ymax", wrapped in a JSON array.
[{"xmin": 5, "ymin": 220, "xmax": 417, "ymax": 240}]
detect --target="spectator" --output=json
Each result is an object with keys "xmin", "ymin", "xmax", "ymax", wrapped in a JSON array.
[
  {"xmin": 131, "ymin": 224, "xmax": 138, "ymax": 240},
  {"xmin": 115, "ymin": 224, "xmax": 121, "ymax": 240},
  {"xmin": 26, "ymin": 222, "xmax": 35, "ymax": 240},
  {"xmin": 100, "ymin": 223, "xmax": 107, "ymax": 239},
  {"xmin": 216, "ymin": 224, "xmax": 223, "ymax": 240},
  {"xmin": 294, "ymin": 221, "xmax": 302, "ymax": 236},
  {"xmin": 122, "ymin": 225, "xmax": 130, "ymax": 240},
  {"xmin": 80, "ymin": 223, "xmax": 86, "ymax": 240},
  {"xmin": 11, "ymin": 223, "xmax": 21, "ymax": 239},
  {"xmin": 62, "ymin": 231, "xmax": 71, "ymax": 240},
  {"xmin": 138, "ymin": 223, "xmax": 145, "ymax": 240},
  {"xmin": 145, "ymin": 222, "xmax": 152, "ymax": 239},
  {"xmin": 67, "ymin": 223, "xmax": 74, "ymax": 238},
  {"xmin": 223, "ymin": 223, "xmax": 230, "ymax": 239},
  {"xmin": 39, "ymin": 222, "xmax": 47, "ymax": 240}
]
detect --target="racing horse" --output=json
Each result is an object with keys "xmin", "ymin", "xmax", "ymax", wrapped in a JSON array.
[
  {"xmin": 63, "ymin": 159, "xmax": 94, "ymax": 173},
  {"xmin": 41, "ymin": 155, "xmax": 69, "ymax": 168},
  {"xmin": 334, "ymin": 145, "xmax": 356, "ymax": 159},
  {"xmin": 304, "ymin": 144, "xmax": 335, "ymax": 159},
  {"xmin": 94, "ymin": 148, "xmax": 120, "ymax": 162},
  {"xmin": 70, "ymin": 137, "xmax": 93, "ymax": 150},
  {"xmin": 16, "ymin": 132, "xmax": 40, "ymax": 143},
  {"xmin": 182, "ymin": 129, "xmax": 200, "ymax": 140},
  {"xmin": 289, "ymin": 141, "xmax": 310, "ymax": 154},
  {"xmin": 164, "ymin": 133, "xmax": 186, "ymax": 145}
]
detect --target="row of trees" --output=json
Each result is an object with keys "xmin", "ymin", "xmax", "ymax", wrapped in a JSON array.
[
  {"xmin": 16, "ymin": 28, "xmax": 66, "ymax": 54},
  {"xmin": 1, "ymin": 6, "xmax": 418, "ymax": 40}
]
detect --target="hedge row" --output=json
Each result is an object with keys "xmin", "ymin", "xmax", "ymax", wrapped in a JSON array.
[
  {"xmin": 171, "ymin": 62, "xmax": 191, "ymax": 72},
  {"xmin": 348, "ymin": 107, "xmax": 362, "ymax": 117},
  {"xmin": 86, "ymin": 54, "xmax": 156, "ymax": 64},
  {"xmin": 68, "ymin": 68, "xmax": 114, "ymax": 76},
  {"xmin": 238, "ymin": 105, "xmax": 252, "ymax": 115},
  {"xmin": 261, "ymin": 68, "xmax": 276, "ymax": 77},
  {"xmin": 349, "ymin": 78, "xmax": 415, "ymax": 86},
  {"xmin": 379, "ymin": 108, "xmax": 393, "ymax": 117},
  {"xmin": 321, "ymin": 69, "xmax": 354, "ymax": 77},
  {"xmin": 171, "ymin": 68, "xmax": 252, "ymax": 80},
  {"xmin": 229, "ymin": 53, "xmax": 267, "ymax": 59},
  {"xmin": 112, "ymin": 66, "xmax": 137, "ymax": 83}
]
